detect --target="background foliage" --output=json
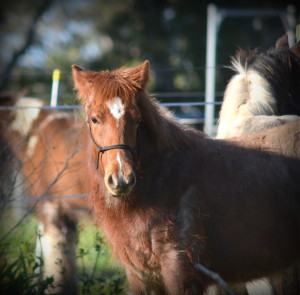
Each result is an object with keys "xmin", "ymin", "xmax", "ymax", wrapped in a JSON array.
[{"xmin": 0, "ymin": 0, "xmax": 299, "ymax": 103}]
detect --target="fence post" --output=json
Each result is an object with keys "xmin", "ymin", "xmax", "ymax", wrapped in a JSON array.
[
  {"xmin": 284, "ymin": 5, "xmax": 296, "ymax": 46},
  {"xmin": 204, "ymin": 4, "xmax": 220, "ymax": 137},
  {"xmin": 204, "ymin": 5, "xmax": 295, "ymax": 136},
  {"xmin": 50, "ymin": 69, "xmax": 60, "ymax": 107}
]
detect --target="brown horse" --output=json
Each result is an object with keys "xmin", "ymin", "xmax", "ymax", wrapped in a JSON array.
[
  {"xmin": 72, "ymin": 61, "xmax": 300, "ymax": 295},
  {"xmin": 0, "ymin": 93, "xmax": 89, "ymax": 294},
  {"xmin": 217, "ymin": 35, "xmax": 300, "ymax": 139},
  {"xmin": 216, "ymin": 35, "xmax": 300, "ymax": 295}
]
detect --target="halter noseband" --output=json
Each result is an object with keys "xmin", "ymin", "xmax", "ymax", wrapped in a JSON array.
[{"xmin": 87, "ymin": 120, "xmax": 139, "ymax": 169}]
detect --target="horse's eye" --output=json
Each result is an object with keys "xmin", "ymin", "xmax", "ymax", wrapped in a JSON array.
[{"xmin": 91, "ymin": 117, "xmax": 99, "ymax": 124}]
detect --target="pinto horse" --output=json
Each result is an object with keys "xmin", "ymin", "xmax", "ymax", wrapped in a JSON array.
[
  {"xmin": 72, "ymin": 61, "xmax": 300, "ymax": 295},
  {"xmin": 0, "ymin": 93, "xmax": 89, "ymax": 294},
  {"xmin": 217, "ymin": 35, "xmax": 300, "ymax": 139}
]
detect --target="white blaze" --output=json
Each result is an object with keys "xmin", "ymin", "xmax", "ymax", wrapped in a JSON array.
[
  {"xmin": 107, "ymin": 96, "xmax": 124, "ymax": 120},
  {"xmin": 117, "ymin": 152, "xmax": 123, "ymax": 177}
]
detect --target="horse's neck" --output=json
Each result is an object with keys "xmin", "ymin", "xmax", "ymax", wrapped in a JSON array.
[
  {"xmin": 136, "ymin": 125, "xmax": 159, "ymax": 167},
  {"xmin": 217, "ymin": 67, "xmax": 277, "ymax": 139}
]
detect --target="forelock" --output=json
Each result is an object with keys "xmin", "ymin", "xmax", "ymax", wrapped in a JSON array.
[{"xmin": 90, "ymin": 70, "xmax": 140, "ymax": 106}]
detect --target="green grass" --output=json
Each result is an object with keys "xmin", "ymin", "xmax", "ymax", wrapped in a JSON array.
[
  {"xmin": 0, "ymin": 210, "xmax": 127, "ymax": 295},
  {"xmin": 76, "ymin": 220, "xmax": 127, "ymax": 294},
  {"xmin": 0, "ymin": 212, "xmax": 55, "ymax": 295}
]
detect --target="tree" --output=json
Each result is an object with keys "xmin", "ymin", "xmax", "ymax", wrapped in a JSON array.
[
  {"xmin": 0, "ymin": 0, "xmax": 298, "ymax": 99},
  {"xmin": 0, "ymin": 0, "xmax": 53, "ymax": 90}
]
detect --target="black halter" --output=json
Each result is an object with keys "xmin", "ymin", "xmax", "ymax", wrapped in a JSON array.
[{"xmin": 87, "ymin": 120, "xmax": 140, "ymax": 169}]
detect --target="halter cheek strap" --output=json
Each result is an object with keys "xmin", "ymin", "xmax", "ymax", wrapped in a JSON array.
[{"xmin": 87, "ymin": 120, "xmax": 137, "ymax": 169}]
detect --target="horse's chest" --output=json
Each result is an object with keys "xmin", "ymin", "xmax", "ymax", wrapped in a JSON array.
[
  {"xmin": 104, "ymin": 217, "xmax": 172, "ymax": 274},
  {"xmin": 123, "ymin": 234, "xmax": 160, "ymax": 271}
]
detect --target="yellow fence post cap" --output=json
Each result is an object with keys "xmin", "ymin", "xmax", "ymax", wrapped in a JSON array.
[{"xmin": 52, "ymin": 69, "xmax": 61, "ymax": 81}]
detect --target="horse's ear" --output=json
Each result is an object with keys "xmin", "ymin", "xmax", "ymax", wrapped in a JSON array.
[
  {"xmin": 72, "ymin": 65, "xmax": 96, "ymax": 104},
  {"xmin": 275, "ymin": 35, "xmax": 289, "ymax": 48},
  {"xmin": 123, "ymin": 61, "xmax": 150, "ymax": 89},
  {"xmin": 290, "ymin": 41, "xmax": 300, "ymax": 59}
]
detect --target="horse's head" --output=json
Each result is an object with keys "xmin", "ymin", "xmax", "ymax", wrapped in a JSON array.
[{"xmin": 72, "ymin": 61, "xmax": 150, "ymax": 197}]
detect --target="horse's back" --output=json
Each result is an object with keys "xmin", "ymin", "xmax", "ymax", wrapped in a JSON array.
[
  {"xmin": 221, "ymin": 115, "xmax": 299, "ymax": 138},
  {"xmin": 227, "ymin": 119, "xmax": 300, "ymax": 158}
]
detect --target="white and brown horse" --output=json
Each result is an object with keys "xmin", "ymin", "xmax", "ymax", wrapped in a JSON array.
[
  {"xmin": 217, "ymin": 35, "xmax": 300, "ymax": 139},
  {"xmin": 0, "ymin": 93, "xmax": 89, "ymax": 294},
  {"xmin": 72, "ymin": 61, "xmax": 300, "ymax": 295}
]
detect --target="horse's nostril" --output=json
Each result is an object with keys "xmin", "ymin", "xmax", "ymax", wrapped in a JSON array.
[
  {"xmin": 107, "ymin": 174, "xmax": 118, "ymax": 189},
  {"xmin": 106, "ymin": 171, "xmax": 136, "ymax": 196},
  {"xmin": 128, "ymin": 173, "xmax": 136, "ymax": 187}
]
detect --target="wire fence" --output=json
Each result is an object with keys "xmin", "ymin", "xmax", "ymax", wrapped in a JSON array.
[
  {"xmin": 0, "ymin": 105, "xmax": 221, "ymax": 205},
  {"xmin": 0, "ymin": 63, "xmax": 229, "ymax": 212},
  {"xmin": 0, "ymin": 101, "xmax": 222, "ymax": 110},
  {"xmin": 0, "ymin": 98, "xmax": 225, "ymax": 205}
]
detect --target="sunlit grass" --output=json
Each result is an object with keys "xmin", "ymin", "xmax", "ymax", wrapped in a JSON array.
[{"xmin": 0, "ymin": 209, "xmax": 127, "ymax": 294}]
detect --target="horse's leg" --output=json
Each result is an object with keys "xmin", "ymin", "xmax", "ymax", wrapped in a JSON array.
[
  {"xmin": 125, "ymin": 267, "xmax": 146, "ymax": 295},
  {"xmin": 38, "ymin": 206, "xmax": 78, "ymax": 295},
  {"xmin": 34, "ymin": 222, "xmax": 44, "ymax": 286},
  {"xmin": 125, "ymin": 266, "xmax": 167, "ymax": 295},
  {"xmin": 161, "ymin": 266, "xmax": 206, "ymax": 295},
  {"xmin": 160, "ymin": 253, "xmax": 207, "ymax": 295}
]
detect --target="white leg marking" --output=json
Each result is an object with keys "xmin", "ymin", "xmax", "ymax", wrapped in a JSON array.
[{"xmin": 106, "ymin": 96, "xmax": 124, "ymax": 120}]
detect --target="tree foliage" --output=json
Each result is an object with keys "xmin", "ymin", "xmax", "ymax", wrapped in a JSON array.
[{"xmin": 0, "ymin": 0, "xmax": 298, "ymax": 99}]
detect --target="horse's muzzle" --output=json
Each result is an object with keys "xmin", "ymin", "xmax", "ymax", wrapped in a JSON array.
[{"xmin": 105, "ymin": 172, "xmax": 136, "ymax": 197}]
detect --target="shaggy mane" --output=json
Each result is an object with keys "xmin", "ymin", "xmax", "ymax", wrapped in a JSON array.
[
  {"xmin": 232, "ymin": 46, "xmax": 297, "ymax": 107},
  {"xmin": 217, "ymin": 39, "xmax": 300, "ymax": 139},
  {"xmin": 216, "ymin": 44, "xmax": 300, "ymax": 138},
  {"xmin": 137, "ymin": 91, "xmax": 204, "ymax": 151}
]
